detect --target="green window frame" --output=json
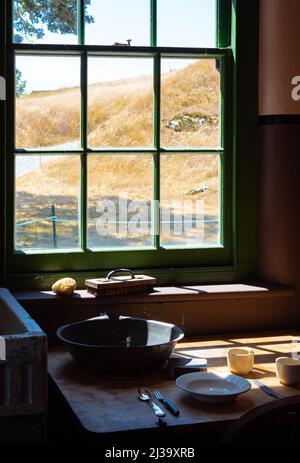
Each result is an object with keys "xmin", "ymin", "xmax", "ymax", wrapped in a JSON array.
[{"xmin": 0, "ymin": 1, "xmax": 258, "ymax": 289}]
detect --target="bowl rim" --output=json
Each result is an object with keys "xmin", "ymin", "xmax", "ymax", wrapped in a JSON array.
[
  {"xmin": 57, "ymin": 315, "xmax": 184, "ymax": 349},
  {"xmin": 176, "ymin": 371, "xmax": 251, "ymax": 398}
]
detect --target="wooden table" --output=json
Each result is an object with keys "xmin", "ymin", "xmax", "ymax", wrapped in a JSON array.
[{"xmin": 48, "ymin": 331, "xmax": 300, "ymax": 442}]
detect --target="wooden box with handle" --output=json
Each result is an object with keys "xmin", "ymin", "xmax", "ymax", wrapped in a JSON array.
[{"xmin": 85, "ymin": 268, "xmax": 157, "ymax": 297}]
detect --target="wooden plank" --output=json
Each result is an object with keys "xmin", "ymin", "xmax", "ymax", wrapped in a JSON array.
[
  {"xmin": 14, "ymin": 283, "xmax": 295, "ymax": 307},
  {"xmin": 48, "ymin": 332, "xmax": 300, "ymax": 436}
]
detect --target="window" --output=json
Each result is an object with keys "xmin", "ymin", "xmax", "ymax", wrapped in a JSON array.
[{"xmin": 0, "ymin": 1, "xmax": 259, "ymax": 288}]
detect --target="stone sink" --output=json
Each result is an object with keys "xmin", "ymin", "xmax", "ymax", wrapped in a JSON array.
[{"xmin": 0, "ymin": 288, "xmax": 47, "ymax": 418}]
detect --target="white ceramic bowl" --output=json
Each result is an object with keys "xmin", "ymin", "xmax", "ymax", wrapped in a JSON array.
[
  {"xmin": 176, "ymin": 371, "xmax": 251, "ymax": 404},
  {"xmin": 276, "ymin": 357, "xmax": 300, "ymax": 386}
]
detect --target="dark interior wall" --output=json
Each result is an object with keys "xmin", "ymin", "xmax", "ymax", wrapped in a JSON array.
[
  {"xmin": 258, "ymin": 0, "xmax": 300, "ymax": 290},
  {"xmin": 259, "ymin": 0, "xmax": 300, "ymax": 115},
  {"xmin": 257, "ymin": 0, "xmax": 300, "ymax": 320},
  {"xmin": 258, "ymin": 125, "xmax": 300, "ymax": 287}
]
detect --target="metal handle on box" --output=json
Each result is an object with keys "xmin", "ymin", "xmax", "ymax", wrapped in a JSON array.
[{"xmin": 106, "ymin": 268, "xmax": 135, "ymax": 280}]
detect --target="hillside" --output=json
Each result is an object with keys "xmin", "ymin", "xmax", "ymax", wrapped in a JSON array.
[
  {"xmin": 16, "ymin": 59, "xmax": 220, "ymax": 148},
  {"xmin": 15, "ymin": 60, "xmax": 220, "ymax": 248}
]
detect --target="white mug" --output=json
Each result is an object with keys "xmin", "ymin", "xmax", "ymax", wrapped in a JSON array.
[
  {"xmin": 227, "ymin": 347, "xmax": 254, "ymax": 375},
  {"xmin": 276, "ymin": 357, "xmax": 300, "ymax": 386}
]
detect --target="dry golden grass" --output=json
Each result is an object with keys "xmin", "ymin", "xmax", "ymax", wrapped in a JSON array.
[
  {"xmin": 16, "ymin": 88, "xmax": 81, "ymax": 148},
  {"xmin": 88, "ymin": 76, "xmax": 154, "ymax": 147},
  {"xmin": 17, "ymin": 156, "xmax": 80, "ymax": 196},
  {"xmin": 16, "ymin": 60, "xmax": 220, "ymax": 247},
  {"xmin": 17, "ymin": 153, "xmax": 219, "ymax": 215},
  {"xmin": 16, "ymin": 59, "xmax": 219, "ymax": 148},
  {"xmin": 17, "ymin": 59, "xmax": 220, "ymax": 201},
  {"xmin": 161, "ymin": 60, "xmax": 219, "ymax": 147}
]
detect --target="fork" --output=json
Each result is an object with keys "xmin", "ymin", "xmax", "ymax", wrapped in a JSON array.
[{"xmin": 153, "ymin": 391, "xmax": 180, "ymax": 416}]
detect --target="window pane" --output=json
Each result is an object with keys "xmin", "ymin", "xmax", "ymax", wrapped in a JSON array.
[
  {"xmin": 161, "ymin": 58, "xmax": 220, "ymax": 148},
  {"xmin": 15, "ymin": 155, "xmax": 80, "ymax": 251},
  {"xmin": 85, "ymin": 0, "xmax": 149, "ymax": 46},
  {"xmin": 158, "ymin": 0, "xmax": 216, "ymax": 47},
  {"xmin": 160, "ymin": 153, "xmax": 220, "ymax": 246},
  {"xmin": 16, "ymin": 56, "xmax": 80, "ymax": 150},
  {"xmin": 88, "ymin": 57, "xmax": 153, "ymax": 148},
  {"xmin": 13, "ymin": 0, "xmax": 78, "ymax": 44},
  {"xmin": 88, "ymin": 154, "xmax": 153, "ymax": 248}
]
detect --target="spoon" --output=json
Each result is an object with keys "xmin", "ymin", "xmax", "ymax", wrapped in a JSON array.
[{"xmin": 138, "ymin": 387, "xmax": 166, "ymax": 417}]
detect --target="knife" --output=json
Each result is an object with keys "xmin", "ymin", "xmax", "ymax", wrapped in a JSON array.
[{"xmin": 253, "ymin": 379, "xmax": 282, "ymax": 399}]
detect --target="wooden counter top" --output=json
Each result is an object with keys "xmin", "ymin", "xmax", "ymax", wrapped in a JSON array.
[{"xmin": 48, "ymin": 331, "xmax": 300, "ymax": 438}]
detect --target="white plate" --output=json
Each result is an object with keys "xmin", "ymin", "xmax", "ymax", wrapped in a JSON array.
[{"xmin": 176, "ymin": 371, "xmax": 251, "ymax": 404}]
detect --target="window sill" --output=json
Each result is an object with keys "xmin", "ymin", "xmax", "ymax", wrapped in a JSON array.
[{"xmin": 13, "ymin": 283, "xmax": 295, "ymax": 308}]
